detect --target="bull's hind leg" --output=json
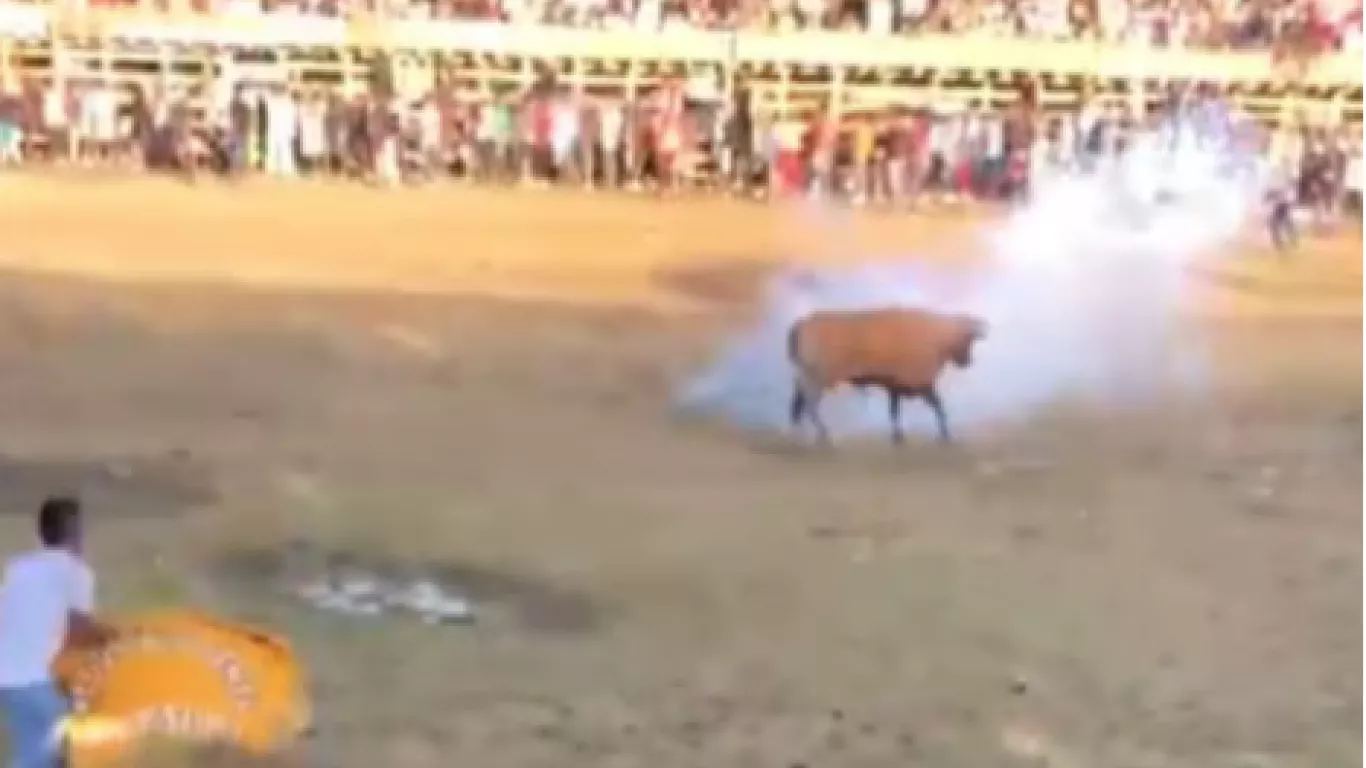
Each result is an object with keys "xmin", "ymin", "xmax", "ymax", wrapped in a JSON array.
[
  {"xmin": 887, "ymin": 388, "xmax": 905, "ymax": 445},
  {"xmin": 921, "ymin": 387, "xmax": 951, "ymax": 443},
  {"xmin": 789, "ymin": 383, "xmax": 806, "ymax": 429}
]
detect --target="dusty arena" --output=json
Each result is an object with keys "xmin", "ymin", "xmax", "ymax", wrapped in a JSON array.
[{"xmin": 0, "ymin": 176, "xmax": 1358, "ymax": 767}]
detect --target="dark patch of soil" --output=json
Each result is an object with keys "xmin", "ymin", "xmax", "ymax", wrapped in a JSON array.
[
  {"xmin": 0, "ymin": 452, "xmax": 216, "ymax": 520},
  {"xmin": 652, "ymin": 259, "xmax": 778, "ymax": 310}
]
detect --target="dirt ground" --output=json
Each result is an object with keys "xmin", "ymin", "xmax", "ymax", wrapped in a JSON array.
[{"xmin": 0, "ymin": 176, "xmax": 1359, "ymax": 768}]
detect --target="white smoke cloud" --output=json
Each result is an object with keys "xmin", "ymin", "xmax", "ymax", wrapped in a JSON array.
[{"xmin": 678, "ymin": 122, "xmax": 1269, "ymax": 441}]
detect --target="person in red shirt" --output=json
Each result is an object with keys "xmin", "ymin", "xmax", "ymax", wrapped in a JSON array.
[
  {"xmin": 902, "ymin": 111, "xmax": 928, "ymax": 205},
  {"xmin": 577, "ymin": 97, "xmax": 600, "ymax": 188},
  {"xmin": 655, "ymin": 109, "xmax": 679, "ymax": 191},
  {"xmin": 1005, "ymin": 148, "xmax": 1028, "ymax": 205},
  {"xmin": 652, "ymin": 82, "xmax": 684, "ymax": 191},
  {"xmin": 529, "ymin": 96, "xmax": 552, "ymax": 185}
]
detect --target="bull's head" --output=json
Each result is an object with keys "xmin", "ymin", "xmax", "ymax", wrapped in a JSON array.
[{"xmin": 949, "ymin": 316, "xmax": 989, "ymax": 368}]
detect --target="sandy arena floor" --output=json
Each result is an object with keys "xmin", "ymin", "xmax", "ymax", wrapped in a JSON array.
[{"xmin": 0, "ymin": 176, "xmax": 1359, "ymax": 767}]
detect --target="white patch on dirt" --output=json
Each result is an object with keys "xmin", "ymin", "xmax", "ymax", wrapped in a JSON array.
[{"xmin": 292, "ymin": 571, "xmax": 474, "ymax": 625}]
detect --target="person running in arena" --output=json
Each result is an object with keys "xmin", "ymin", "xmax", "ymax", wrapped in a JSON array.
[
  {"xmin": 0, "ymin": 497, "xmax": 116, "ymax": 768},
  {"xmin": 1267, "ymin": 178, "xmax": 1298, "ymax": 254}
]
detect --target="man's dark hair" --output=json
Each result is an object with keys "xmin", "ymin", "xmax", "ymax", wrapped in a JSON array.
[{"xmin": 38, "ymin": 496, "xmax": 81, "ymax": 548}]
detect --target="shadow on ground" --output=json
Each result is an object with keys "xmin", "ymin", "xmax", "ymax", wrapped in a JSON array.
[
  {"xmin": 651, "ymin": 258, "xmax": 779, "ymax": 311},
  {"xmin": 0, "ymin": 452, "xmax": 217, "ymax": 519},
  {"xmin": 1187, "ymin": 262, "xmax": 1363, "ymax": 302}
]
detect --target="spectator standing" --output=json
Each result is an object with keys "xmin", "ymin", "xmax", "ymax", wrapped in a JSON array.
[
  {"xmin": 0, "ymin": 83, "xmax": 21, "ymax": 167},
  {"xmin": 878, "ymin": 112, "xmax": 907, "ymax": 204},
  {"xmin": 1029, "ymin": 124, "xmax": 1052, "ymax": 192},
  {"xmin": 772, "ymin": 114, "xmax": 804, "ymax": 195},
  {"xmin": 577, "ymin": 96, "xmax": 601, "ymax": 187},
  {"xmin": 807, "ymin": 107, "xmax": 837, "ymax": 199},
  {"xmin": 636, "ymin": 0, "xmax": 664, "ymax": 30},
  {"xmin": 227, "ymin": 86, "xmax": 253, "ymax": 175},
  {"xmin": 250, "ymin": 88, "xmax": 268, "ymax": 170},
  {"xmin": 322, "ymin": 90, "xmax": 347, "ymax": 175},
  {"xmin": 1344, "ymin": 136, "xmax": 1362, "ymax": 215},
  {"xmin": 900, "ymin": 0, "xmax": 930, "ymax": 29},
  {"xmin": 41, "ymin": 82, "xmax": 69, "ymax": 163},
  {"xmin": 599, "ymin": 95, "xmax": 624, "ymax": 188},
  {"xmin": 374, "ymin": 96, "xmax": 402, "ymax": 185},
  {"xmin": 981, "ymin": 110, "xmax": 1005, "ymax": 194},
  {"xmin": 527, "ymin": 92, "xmax": 553, "ymax": 185},
  {"xmin": 926, "ymin": 107, "xmax": 952, "ymax": 195},
  {"xmin": 415, "ymin": 94, "xmax": 444, "ymax": 179},
  {"xmin": 475, "ymin": 94, "xmax": 510, "ymax": 182},
  {"xmin": 298, "ymin": 91, "xmax": 329, "ymax": 175},
  {"xmin": 720, "ymin": 89, "xmax": 754, "ymax": 194},
  {"xmin": 652, "ymin": 83, "xmax": 686, "ymax": 190},
  {"xmin": 0, "ymin": 497, "xmax": 115, "ymax": 768},
  {"xmin": 93, "ymin": 82, "xmax": 119, "ymax": 166},
  {"xmin": 797, "ymin": 0, "xmax": 824, "ymax": 26},
  {"xmin": 867, "ymin": 0, "xmax": 893, "ymax": 31},
  {"xmin": 850, "ymin": 113, "xmax": 876, "ymax": 203},
  {"xmin": 264, "ymin": 85, "xmax": 299, "ymax": 177},
  {"xmin": 1267, "ymin": 177, "xmax": 1298, "ymax": 252},
  {"xmin": 342, "ymin": 91, "xmax": 372, "ymax": 179},
  {"xmin": 550, "ymin": 91, "xmax": 580, "ymax": 182},
  {"xmin": 74, "ymin": 84, "xmax": 98, "ymax": 166}
]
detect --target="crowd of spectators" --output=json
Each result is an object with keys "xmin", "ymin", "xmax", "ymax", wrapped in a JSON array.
[
  {"xmin": 25, "ymin": 0, "xmax": 1362, "ymax": 198},
  {"xmin": 1, "ymin": 0, "xmax": 1358, "ymax": 235},
  {"xmin": 0, "ymin": 75, "xmax": 1358, "ymax": 229}
]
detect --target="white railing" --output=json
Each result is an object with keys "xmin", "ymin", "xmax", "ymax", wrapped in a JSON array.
[{"xmin": 2, "ymin": 7, "xmax": 1361, "ymax": 88}]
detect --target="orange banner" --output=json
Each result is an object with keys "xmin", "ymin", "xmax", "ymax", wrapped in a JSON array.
[{"xmin": 54, "ymin": 610, "xmax": 311, "ymax": 768}]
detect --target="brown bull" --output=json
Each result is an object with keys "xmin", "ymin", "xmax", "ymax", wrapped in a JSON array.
[{"xmin": 786, "ymin": 307, "xmax": 988, "ymax": 445}]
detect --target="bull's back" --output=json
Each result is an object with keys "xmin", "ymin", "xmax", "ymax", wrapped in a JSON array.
[{"xmin": 791, "ymin": 308, "xmax": 952, "ymax": 385}]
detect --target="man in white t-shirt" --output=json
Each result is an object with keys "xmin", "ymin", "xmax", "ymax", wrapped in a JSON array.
[{"xmin": 0, "ymin": 497, "xmax": 114, "ymax": 768}]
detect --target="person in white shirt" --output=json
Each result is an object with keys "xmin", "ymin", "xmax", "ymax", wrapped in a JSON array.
[
  {"xmin": 634, "ymin": 0, "xmax": 662, "ymax": 31},
  {"xmin": 297, "ymin": 92, "xmax": 328, "ymax": 176},
  {"xmin": 867, "ymin": 0, "xmax": 892, "ymax": 32},
  {"xmin": 900, "ymin": 0, "xmax": 928, "ymax": 27},
  {"xmin": 550, "ymin": 96, "xmax": 579, "ymax": 184},
  {"xmin": 0, "ymin": 497, "xmax": 114, "ymax": 768},
  {"xmin": 598, "ymin": 98, "xmax": 623, "ymax": 188},
  {"xmin": 264, "ymin": 85, "xmax": 299, "ymax": 178},
  {"xmin": 41, "ymin": 86, "xmax": 70, "ymax": 164},
  {"xmin": 1341, "ymin": 134, "xmax": 1362, "ymax": 217}
]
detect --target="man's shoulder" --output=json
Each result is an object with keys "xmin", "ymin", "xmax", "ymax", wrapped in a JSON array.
[
  {"xmin": 3, "ymin": 548, "xmax": 48, "ymax": 569},
  {"xmin": 6, "ymin": 548, "xmax": 90, "ymax": 577}
]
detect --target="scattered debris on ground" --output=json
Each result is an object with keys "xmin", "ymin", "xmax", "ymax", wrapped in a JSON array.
[
  {"xmin": 216, "ymin": 540, "xmax": 600, "ymax": 632},
  {"xmin": 290, "ymin": 571, "xmax": 475, "ymax": 625}
]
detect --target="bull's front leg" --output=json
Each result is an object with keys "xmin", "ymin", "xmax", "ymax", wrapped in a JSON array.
[{"xmin": 921, "ymin": 387, "xmax": 951, "ymax": 443}]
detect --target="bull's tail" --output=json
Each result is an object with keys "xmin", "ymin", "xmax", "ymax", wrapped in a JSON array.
[
  {"xmin": 786, "ymin": 320, "xmax": 817, "ymax": 432},
  {"xmin": 789, "ymin": 385, "xmax": 805, "ymax": 427},
  {"xmin": 785, "ymin": 320, "xmax": 803, "ymax": 367},
  {"xmin": 786, "ymin": 320, "xmax": 805, "ymax": 427}
]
